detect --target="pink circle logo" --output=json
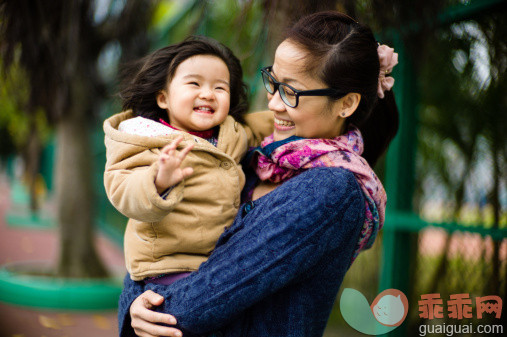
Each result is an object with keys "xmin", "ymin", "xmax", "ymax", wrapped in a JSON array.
[{"xmin": 371, "ymin": 289, "xmax": 409, "ymax": 327}]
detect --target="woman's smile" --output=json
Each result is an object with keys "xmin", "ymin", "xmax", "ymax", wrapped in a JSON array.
[{"xmin": 274, "ymin": 116, "xmax": 295, "ymax": 131}]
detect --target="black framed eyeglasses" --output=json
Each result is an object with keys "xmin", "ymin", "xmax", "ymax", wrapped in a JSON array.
[{"xmin": 261, "ymin": 66, "xmax": 346, "ymax": 108}]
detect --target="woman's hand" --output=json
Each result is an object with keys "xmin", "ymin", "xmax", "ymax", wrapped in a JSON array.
[
  {"xmin": 130, "ymin": 290, "xmax": 182, "ymax": 337},
  {"xmin": 155, "ymin": 136, "xmax": 194, "ymax": 194}
]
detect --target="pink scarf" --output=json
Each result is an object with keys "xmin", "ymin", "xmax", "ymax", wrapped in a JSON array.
[{"xmin": 253, "ymin": 128, "xmax": 386, "ymax": 261}]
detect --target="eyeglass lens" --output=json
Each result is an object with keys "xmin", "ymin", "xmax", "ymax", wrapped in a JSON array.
[{"xmin": 261, "ymin": 71, "xmax": 297, "ymax": 107}]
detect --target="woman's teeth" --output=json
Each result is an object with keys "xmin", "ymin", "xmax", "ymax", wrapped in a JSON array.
[{"xmin": 275, "ymin": 117, "xmax": 295, "ymax": 127}]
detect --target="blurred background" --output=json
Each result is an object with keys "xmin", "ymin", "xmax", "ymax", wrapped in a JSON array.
[{"xmin": 0, "ymin": 0, "xmax": 505, "ymax": 336}]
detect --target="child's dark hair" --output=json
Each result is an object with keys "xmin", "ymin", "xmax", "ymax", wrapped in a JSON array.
[
  {"xmin": 120, "ymin": 36, "xmax": 248, "ymax": 123},
  {"xmin": 286, "ymin": 11, "xmax": 399, "ymax": 167}
]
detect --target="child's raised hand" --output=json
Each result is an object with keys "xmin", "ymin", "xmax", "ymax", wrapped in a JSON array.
[{"xmin": 155, "ymin": 135, "xmax": 194, "ymax": 194}]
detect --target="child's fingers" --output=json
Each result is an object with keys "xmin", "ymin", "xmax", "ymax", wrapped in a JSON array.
[
  {"xmin": 160, "ymin": 147, "xmax": 175, "ymax": 160},
  {"xmin": 181, "ymin": 167, "xmax": 193, "ymax": 179},
  {"xmin": 159, "ymin": 153, "xmax": 170, "ymax": 164},
  {"xmin": 161, "ymin": 136, "xmax": 184, "ymax": 154},
  {"xmin": 167, "ymin": 148, "xmax": 175, "ymax": 158},
  {"xmin": 171, "ymin": 135, "xmax": 184, "ymax": 148},
  {"xmin": 177, "ymin": 142, "xmax": 194, "ymax": 160},
  {"xmin": 160, "ymin": 143, "xmax": 173, "ymax": 155}
]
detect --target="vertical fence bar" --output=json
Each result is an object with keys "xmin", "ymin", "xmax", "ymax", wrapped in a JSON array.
[{"xmin": 379, "ymin": 31, "xmax": 420, "ymax": 337}]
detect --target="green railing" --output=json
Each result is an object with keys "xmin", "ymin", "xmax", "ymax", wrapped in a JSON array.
[{"xmin": 379, "ymin": 0, "xmax": 507, "ymax": 335}]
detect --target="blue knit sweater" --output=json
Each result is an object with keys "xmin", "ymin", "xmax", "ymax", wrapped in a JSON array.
[{"xmin": 119, "ymin": 167, "xmax": 365, "ymax": 337}]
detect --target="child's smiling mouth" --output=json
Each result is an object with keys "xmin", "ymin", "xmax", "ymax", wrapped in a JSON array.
[{"xmin": 194, "ymin": 105, "xmax": 215, "ymax": 114}]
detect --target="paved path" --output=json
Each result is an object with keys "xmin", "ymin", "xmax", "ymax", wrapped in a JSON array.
[{"xmin": 0, "ymin": 173, "xmax": 126, "ymax": 337}]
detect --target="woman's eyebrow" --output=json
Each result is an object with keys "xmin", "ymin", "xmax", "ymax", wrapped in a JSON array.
[
  {"xmin": 271, "ymin": 68, "xmax": 302, "ymax": 87},
  {"xmin": 281, "ymin": 77, "xmax": 299, "ymax": 85}
]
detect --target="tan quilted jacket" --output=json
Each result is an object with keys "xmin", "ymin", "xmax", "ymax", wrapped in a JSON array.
[{"xmin": 103, "ymin": 110, "xmax": 272, "ymax": 280}]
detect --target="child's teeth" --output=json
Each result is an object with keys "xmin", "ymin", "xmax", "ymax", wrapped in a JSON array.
[{"xmin": 196, "ymin": 106, "xmax": 211, "ymax": 111}]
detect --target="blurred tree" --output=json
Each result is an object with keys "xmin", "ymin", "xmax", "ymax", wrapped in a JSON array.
[
  {"xmin": 355, "ymin": 0, "xmax": 506, "ymax": 332},
  {"xmin": 0, "ymin": 57, "xmax": 50, "ymax": 210},
  {"xmin": 415, "ymin": 12, "xmax": 506, "ymax": 331},
  {"xmin": 475, "ymin": 10, "xmax": 507, "ymax": 300},
  {"xmin": 0, "ymin": 0, "xmax": 154, "ymax": 278},
  {"xmin": 415, "ymin": 23, "xmax": 486, "ymax": 302}
]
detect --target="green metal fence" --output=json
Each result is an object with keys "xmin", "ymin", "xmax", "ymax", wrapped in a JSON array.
[{"xmin": 380, "ymin": 1, "xmax": 507, "ymax": 335}]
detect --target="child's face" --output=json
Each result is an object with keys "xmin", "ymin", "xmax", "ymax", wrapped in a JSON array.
[{"xmin": 157, "ymin": 55, "xmax": 231, "ymax": 132}]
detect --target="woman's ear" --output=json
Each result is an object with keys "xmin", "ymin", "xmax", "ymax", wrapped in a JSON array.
[
  {"xmin": 336, "ymin": 93, "xmax": 361, "ymax": 118},
  {"xmin": 156, "ymin": 90, "xmax": 169, "ymax": 110}
]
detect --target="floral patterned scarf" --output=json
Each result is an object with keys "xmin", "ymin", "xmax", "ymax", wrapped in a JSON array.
[{"xmin": 251, "ymin": 127, "xmax": 386, "ymax": 261}]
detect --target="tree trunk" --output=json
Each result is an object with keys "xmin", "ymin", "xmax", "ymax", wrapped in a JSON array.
[
  {"xmin": 0, "ymin": 0, "xmax": 154, "ymax": 280},
  {"xmin": 24, "ymin": 120, "xmax": 42, "ymax": 212},
  {"xmin": 55, "ymin": 111, "xmax": 108, "ymax": 278}
]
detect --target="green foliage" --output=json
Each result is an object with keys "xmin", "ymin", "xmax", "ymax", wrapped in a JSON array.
[
  {"xmin": 410, "ymin": 10, "xmax": 506, "ymax": 335},
  {"xmin": 0, "ymin": 57, "xmax": 51, "ymax": 155},
  {"xmin": 416, "ymin": 14, "xmax": 506, "ymax": 220}
]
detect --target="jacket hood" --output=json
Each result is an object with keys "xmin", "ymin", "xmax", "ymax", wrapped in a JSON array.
[{"xmin": 104, "ymin": 110, "xmax": 248, "ymax": 165}]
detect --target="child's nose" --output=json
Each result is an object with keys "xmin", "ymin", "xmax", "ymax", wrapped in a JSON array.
[{"xmin": 199, "ymin": 88, "xmax": 214, "ymax": 100}]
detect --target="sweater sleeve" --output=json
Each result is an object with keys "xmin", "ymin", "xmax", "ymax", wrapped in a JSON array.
[
  {"xmin": 242, "ymin": 110, "xmax": 274, "ymax": 147},
  {"xmin": 143, "ymin": 167, "xmax": 365, "ymax": 335}
]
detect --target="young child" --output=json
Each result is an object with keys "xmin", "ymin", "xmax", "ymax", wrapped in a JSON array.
[{"xmin": 103, "ymin": 36, "xmax": 272, "ymax": 283}]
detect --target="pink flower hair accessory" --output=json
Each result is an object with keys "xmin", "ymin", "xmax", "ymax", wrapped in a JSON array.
[{"xmin": 377, "ymin": 44, "xmax": 398, "ymax": 98}]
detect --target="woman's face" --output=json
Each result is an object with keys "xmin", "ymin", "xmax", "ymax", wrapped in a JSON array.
[{"xmin": 268, "ymin": 40, "xmax": 345, "ymax": 141}]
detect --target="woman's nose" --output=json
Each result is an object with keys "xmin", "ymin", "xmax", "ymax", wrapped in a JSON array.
[{"xmin": 267, "ymin": 90, "xmax": 285, "ymax": 112}]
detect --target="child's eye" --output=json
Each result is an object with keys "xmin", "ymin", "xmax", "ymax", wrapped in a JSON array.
[
  {"xmin": 216, "ymin": 86, "xmax": 227, "ymax": 91},
  {"xmin": 188, "ymin": 82, "xmax": 199, "ymax": 86}
]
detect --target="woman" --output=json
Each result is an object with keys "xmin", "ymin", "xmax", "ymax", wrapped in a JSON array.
[{"xmin": 121, "ymin": 11, "xmax": 399, "ymax": 337}]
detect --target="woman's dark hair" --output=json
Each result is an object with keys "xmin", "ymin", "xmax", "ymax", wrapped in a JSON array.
[
  {"xmin": 120, "ymin": 36, "xmax": 248, "ymax": 124},
  {"xmin": 285, "ymin": 11, "xmax": 399, "ymax": 167}
]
